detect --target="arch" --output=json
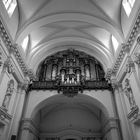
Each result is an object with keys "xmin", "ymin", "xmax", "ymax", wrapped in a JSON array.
[
  {"xmin": 15, "ymin": 13, "xmax": 124, "ymax": 43},
  {"xmin": 28, "ymin": 37, "xmax": 114, "ymax": 73},
  {"xmin": 31, "ymin": 94, "xmax": 110, "ymax": 121}
]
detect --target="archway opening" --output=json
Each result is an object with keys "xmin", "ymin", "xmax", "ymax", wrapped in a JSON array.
[{"xmin": 30, "ymin": 94, "xmax": 110, "ymax": 140}]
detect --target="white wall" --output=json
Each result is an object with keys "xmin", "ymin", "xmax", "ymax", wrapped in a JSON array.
[{"xmin": 24, "ymin": 90, "xmax": 114, "ymax": 119}]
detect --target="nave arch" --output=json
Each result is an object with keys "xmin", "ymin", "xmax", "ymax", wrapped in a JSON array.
[{"xmin": 19, "ymin": 91, "xmax": 120, "ymax": 140}]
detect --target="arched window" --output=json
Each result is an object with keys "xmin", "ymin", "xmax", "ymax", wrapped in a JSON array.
[
  {"xmin": 2, "ymin": 0, "xmax": 17, "ymax": 17},
  {"xmin": 21, "ymin": 35, "xmax": 29, "ymax": 52},
  {"xmin": 122, "ymin": 0, "xmax": 135, "ymax": 16},
  {"xmin": 111, "ymin": 35, "xmax": 119, "ymax": 52}
]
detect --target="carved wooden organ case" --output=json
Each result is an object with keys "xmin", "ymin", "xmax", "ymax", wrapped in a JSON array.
[{"xmin": 29, "ymin": 49, "xmax": 111, "ymax": 97}]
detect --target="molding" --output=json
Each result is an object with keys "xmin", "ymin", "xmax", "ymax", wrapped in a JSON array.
[
  {"xmin": 0, "ymin": 19, "xmax": 36, "ymax": 80},
  {"xmin": 40, "ymin": 129, "xmax": 102, "ymax": 138},
  {"xmin": 102, "ymin": 117, "xmax": 119, "ymax": 135},
  {"xmin": 106, "ymin": 11, "xmax": 140, "ymax": 79},
  {"xmin": 134, "ymin": 52, "xmax": 140, "ymax": 66},
  {"xmin": 127, "ymin": 105, "xmax": 139, "ymax": 120},
  {"xmin": 20, "ymin": 118, "xmax": 39, "ymax": 136},
  {"xmin": 0, "ymin": 106, "xmax": 12, "ymax": 121},
  {"xmin": 0, "ymin": 9, "xmax": 140, "ymax": 81}
]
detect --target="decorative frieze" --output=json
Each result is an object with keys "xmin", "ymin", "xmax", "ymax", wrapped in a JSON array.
[
  {"xmin": 17, "ymin": 77, "xmax": 30, "ymax": 92},
  {"xmin": 127, "ymin": 105, "xmax": 139, "ymax": 120},
  {"xmin": 0, "ymin": 20, "xmax": 36, "ymax": 80},
  {"xmin": 3, "ymin": 57, "xmax": 15, "ymax": 74},
  {"xmin": 0, "ymin": 9, "xmax": 140, "ymax": 81},
  {"xmin": 0, "ymin": 106, "xmax": 12, "ymax": 121},
  {"xmin": 105, "ymin": 68, "xmax": 112, "ymax": 82},
  {"xmin": 134, "ymin": 52, "xmax": 140, "ymax": 66},
  {"xmin": 106, "ymin": 12, "xmax": 140, "ymax": 79},
  {"xmin": 137, "ymin": 35, "xmax": 140, "ymax": 44},
  {"xmin": 126, "ymin": 57, "xmax": 135, "ymax": 73},
  {"xmin": 0, "ymin": 51, "xmax": 2, "ymax": 67}
]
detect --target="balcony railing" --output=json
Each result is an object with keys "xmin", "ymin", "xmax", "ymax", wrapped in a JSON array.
[{"xmin": 28, "ymin": 80, "xmax": 112, "ymax": 97}]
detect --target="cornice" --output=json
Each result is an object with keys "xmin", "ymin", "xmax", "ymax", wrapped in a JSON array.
[
  {"xmin": 0, "ymin": 19, "xmax": 36, "ymax": 80},
  {"xmin": 106, "ymin": 11, "xmax": 140, "ymax": 80}
]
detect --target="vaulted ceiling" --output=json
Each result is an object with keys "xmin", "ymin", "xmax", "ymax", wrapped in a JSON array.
[{"xmin": 3, "ymin": 0, "xmax": 128, "ymax": 74}]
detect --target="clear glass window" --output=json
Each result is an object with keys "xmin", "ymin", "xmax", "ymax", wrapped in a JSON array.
[
  {"xmin": 122, "ymin": 0, "xmax": 135, "ymax": 16},
  {"xmin": 112, "ymin": 35, "xmax": 119, "ymax": 52},
  {"xmin": 2, "ymin": 0, "xmax": 17, "ymax": 17},
  {"xmin": 21, "ymin": 36, "xmax": 29, "ymax": 52}
]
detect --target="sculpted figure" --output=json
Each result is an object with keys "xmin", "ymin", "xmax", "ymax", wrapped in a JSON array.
[
  {"xmin": 124, "ymin": 78, "xmax": 136, "ymax": 110},
  {"xmin": 2, "ymin": 79, "xmax": 14, "ymax": 110}
]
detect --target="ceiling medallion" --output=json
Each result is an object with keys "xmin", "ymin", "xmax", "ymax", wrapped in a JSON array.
[{"xmin": 28, "ymin": 49, "xmax": 111, "ymax": 97}]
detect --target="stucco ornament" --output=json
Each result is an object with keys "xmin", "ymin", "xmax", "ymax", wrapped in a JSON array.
[
  {"xmin": 124, "ymin": 78, "xmax": 136, "ymax": 110},
  {"xmin": 2, "ymin": 79, "xmax": 14, "ymax": 110}
]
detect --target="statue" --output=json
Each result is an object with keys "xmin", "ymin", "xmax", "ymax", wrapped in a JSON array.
[
  {"xmin": 2, "ymin": 79, "xmax": 14, "ymax": 110},
  {"xmin": 124, "ymin": 78, "xmax": 136, "ymax": 110}
]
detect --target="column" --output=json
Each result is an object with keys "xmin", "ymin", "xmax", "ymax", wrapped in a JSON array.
[
  {"xmin": 7, "ymin": 83, "xmax": 26, "ymax": 140},
  {"xmin": 103, "ymin": 117, "xmax": 121, "ymax": 140},
  {"xmin": 19, "ymin": 119, "xmax": 39, "ymax": 140},
  {"xmin": 112, "ymin": 81, "xmax": 135, "ymax": 140},
  {"xmin": 19, "ymin": 128, "xmax": 31, "ymax": 140}
]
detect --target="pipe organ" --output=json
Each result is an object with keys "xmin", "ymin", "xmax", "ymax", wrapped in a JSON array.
[
  {"xmin": 37, "ymin": 49, "xmax": 105, "ymax": 82},
  {"xmin": 30, "ymin": 49, "xmax": 110, "ymax": 97}
]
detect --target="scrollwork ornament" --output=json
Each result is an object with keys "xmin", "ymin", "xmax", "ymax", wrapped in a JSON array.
[
  {"xmin": 134, "ymin": 53, "xmax": 140, "ymax": 66},
  {"xmin": 7, "ymin": 62, "xmax": 14, "ymax": 74},
  {"xmin": 3, "ymin": 57, "xmax": 14, "ymax": 74},
  {"xmin": 137, "ymin": 36, "xmax": 140, "ymax": 44},
  {"xmin": 126, "ymin": 57, "xmax": 135, "ymax": 73},
  {"xmin": 110, "ymin": 75, "xmax": 118, "ymax": 90},
  {"xmin": 0, "ymin": 51, "xmax": 2, "ymax": 67},
  {"xmin": 21, "ymin": 77, "xmax": 31, "ymax": 92}
]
